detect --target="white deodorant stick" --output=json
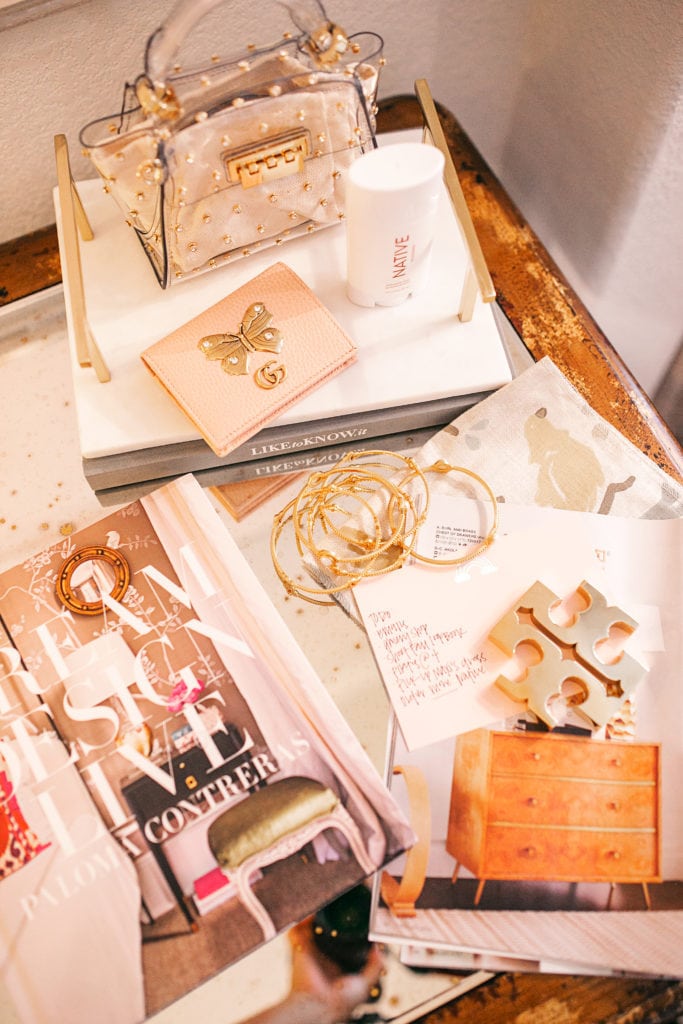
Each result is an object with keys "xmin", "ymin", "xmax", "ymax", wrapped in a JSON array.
[{"xmin": 345, "ymin": 142, "xmax": 445, "ymax": 307}]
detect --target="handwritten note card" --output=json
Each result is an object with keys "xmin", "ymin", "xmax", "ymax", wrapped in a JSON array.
[
  {"xmin": 353, "ymin": 497, "xmax": 678, "ymax": 750},
  {"xmin": 364, "ymin": 608, "xmax": 490, "ymax": 710},
  {"xmin": 356, "ymin": 561, "xmax": 516, "ymax": 750}
]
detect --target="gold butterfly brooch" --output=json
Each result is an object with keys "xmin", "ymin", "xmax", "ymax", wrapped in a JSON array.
[{"xmin": 197, "ymin": 302, "xmax": 283, "ymax": 376}]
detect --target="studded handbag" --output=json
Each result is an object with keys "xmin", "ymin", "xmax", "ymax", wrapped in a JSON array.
[{"xmin": 79, "ymin": 0, "xmax": 383, "ymax": 288}]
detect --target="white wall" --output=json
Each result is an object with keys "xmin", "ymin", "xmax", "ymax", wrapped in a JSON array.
[{"xmin": 1, "ymin": 0, "xmax": 681, "ymax": 396}]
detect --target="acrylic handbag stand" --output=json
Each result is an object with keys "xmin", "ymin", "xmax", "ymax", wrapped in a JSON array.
[{"xmin": 55, "ymin": 79, "xmax": 495, "ymax": 386}]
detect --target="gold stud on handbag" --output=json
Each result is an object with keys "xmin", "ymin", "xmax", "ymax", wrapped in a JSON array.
[{"xmin": 79, "ymin": 0, "xmax": 384, "ymax": 288}]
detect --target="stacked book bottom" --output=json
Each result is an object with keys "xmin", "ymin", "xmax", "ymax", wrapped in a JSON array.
[{"xmin": 93, "ymin": 423, "xmax": 449, "ymax": 505}]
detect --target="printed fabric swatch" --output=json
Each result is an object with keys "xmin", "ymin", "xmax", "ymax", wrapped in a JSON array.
[{"xmin": 417, "ymin": 356, "xmax": 682, "ymax": 519}]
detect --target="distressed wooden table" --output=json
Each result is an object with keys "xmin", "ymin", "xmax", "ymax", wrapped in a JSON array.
[
  {"xmin": 1, "ymin": 95, "xmax": 682, "ymax": 1023},
  {"xmin": 376, "ymin": 94, "xmax": 683, "ymax": 1024}
]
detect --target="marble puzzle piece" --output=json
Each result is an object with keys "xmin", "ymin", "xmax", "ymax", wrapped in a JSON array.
[
  {"xmin": 529, "ymin": 579, "xmax": 643, "ymax": 692},
  {"xmin": 490, "ymin": 600, "xmax": 602, "ymax": 728},
  {"xmin": 489, "ymin": 580, "xmax": 646, "ymax": 730}
]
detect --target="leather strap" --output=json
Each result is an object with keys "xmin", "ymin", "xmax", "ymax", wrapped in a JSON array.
[{"xmin": 380, "ymin": 765, "xmax": 431, "ymax": 918}]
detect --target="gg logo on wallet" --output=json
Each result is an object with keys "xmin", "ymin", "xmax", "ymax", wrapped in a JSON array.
[{"xmin": 255, "ymin": 360, "xmax": 288, "ymax": 389}]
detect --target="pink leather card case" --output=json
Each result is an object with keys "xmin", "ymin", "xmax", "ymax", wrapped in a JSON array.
[{"xmin": 141, "ymin": 262, "xmax": 357, "ymax": 457}]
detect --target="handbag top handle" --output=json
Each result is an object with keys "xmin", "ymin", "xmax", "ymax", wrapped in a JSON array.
[{"xmin": 144, "ymin": 0, "xmax": 345, "ymax": 86}]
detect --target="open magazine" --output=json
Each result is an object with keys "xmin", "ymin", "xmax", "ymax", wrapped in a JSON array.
[
  {"xmin": 362, "ymin": 503, "xmax": 683, "ymax": 979},
  {"xmin": 0, "ymin": 475, "xmax": 414, "ymax": 1024}
]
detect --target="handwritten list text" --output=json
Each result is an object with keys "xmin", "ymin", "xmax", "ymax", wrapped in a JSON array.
[{"xmin": 367, "ymin": 609, "xmax": 487, "ymax": 707}]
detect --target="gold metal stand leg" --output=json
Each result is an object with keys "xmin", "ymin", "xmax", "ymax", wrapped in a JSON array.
[
  {"xmin": 72, "ymin": 182, "xmax": 94, "ymax": 243},
  {"xmin": 458, "ymin": 265, "xmax": 478, "ymax": 323},
  {"xmin": 415, "ymin": 78, "xmax": 495, "ymax": 325},
  {"xmin": 54, "ymin": 134, "xmax": 110, "ymax": 382},
  {"xmin": 642, "ymin": 882, "xmax": 652, "ymax": 910}
]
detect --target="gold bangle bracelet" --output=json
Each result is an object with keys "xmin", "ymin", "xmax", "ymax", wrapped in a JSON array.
[
  {"xmin": 270, "ymin": 451, "xmax": 431, "ymax": 604},
  {"xmin": 271, "ymin": 497, "xmax": 411, "ymax": 604},
  {"xmin": 292, "ymin": 466, "xmax": 415, "ymax": 565},
  {"xmin": 404, "ymin": 461, "xmax": 499, "ymax": 566},
  {"xmin": 269, "ymin": 451, "xmax": 497, "ymax": 603}
]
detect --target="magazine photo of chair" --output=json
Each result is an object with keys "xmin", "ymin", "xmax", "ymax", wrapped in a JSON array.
[{"xmin": 208, "ymin": 775, "xmax": 376, "ymax": 941}]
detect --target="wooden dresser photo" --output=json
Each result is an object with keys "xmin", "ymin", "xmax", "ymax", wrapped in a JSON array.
[{"xmin": 447, "ymin": 728, "xmax": 661, "ymax": 908}]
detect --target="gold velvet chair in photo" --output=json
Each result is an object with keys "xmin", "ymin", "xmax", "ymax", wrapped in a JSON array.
[{"xmin": 208, "ymin": 775, "xmax": 375, "ymax": 940}]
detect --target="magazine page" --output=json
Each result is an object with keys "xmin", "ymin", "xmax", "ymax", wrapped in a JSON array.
[
  {"xmin": 364, "ymin": 499, "xmax": 683, "ymax": 977},
  {"xmin": 0, "ymin": 475, "xmax": 413, "ymax": 1024}
]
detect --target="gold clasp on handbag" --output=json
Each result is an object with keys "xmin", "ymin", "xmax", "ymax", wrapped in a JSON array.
[
  {"xmin": 136, "ymin": 75, "xmax": 182, "ymax": 121},
  {"xmin": 305, "ymin": 22, "xmax": 349, "ymax": 66},
  {"xmin": 225, "ymin": 132, "xmax": 310, "ymax": 189}
]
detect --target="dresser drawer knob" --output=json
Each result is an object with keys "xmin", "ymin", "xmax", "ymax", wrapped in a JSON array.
[
  {"xmin": 607, "ymin": 800, "xmax": 621, "ymax": 811},
  {"xmin": 607, "ymin": 849, "xmax": 621, "ymax": 860},
  {"xmin": 521, "ymin": 845, "xmax": 537, "ymax": 858},
  {"xmin": 526, "ymin": 796, "xmax": 539, "ymax": 807},
  {"xmin": 610, "ymin": 757, "xmax": 622, "ymax": 767},
  {"xmin": 531, "ymin": 752, "xmax": 541, "ymax": 761}
]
